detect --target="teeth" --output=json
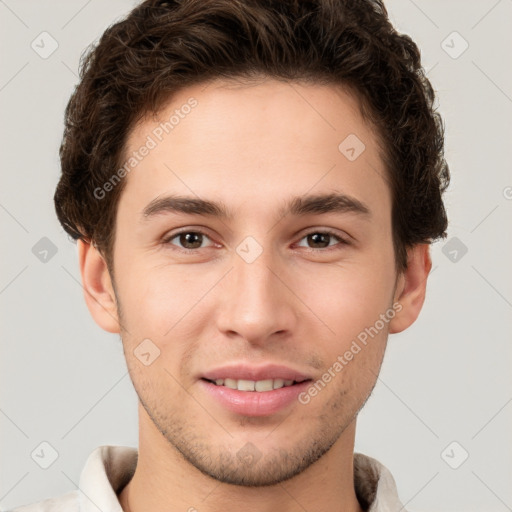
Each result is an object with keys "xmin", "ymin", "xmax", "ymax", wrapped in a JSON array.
[
  {"xmin": 211, "ymin": 378, "xmax": 298, "ymax": 392},
  {"xmin": 255, "ymin": 379, "xmax": 273, "ymax": 392},
  {"xmin": 224, "ymin": 378, "xmax": 237, "ymax": 389},
  {"xmin": 237, "ymin": 379, "xmax": 255, "ymax": 391},
  {"xmin": 273, "ymin": 378, "xmax": 284, "ymax": 389}
]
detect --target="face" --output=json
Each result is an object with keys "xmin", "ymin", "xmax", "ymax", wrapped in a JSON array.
[{"xmin": 103, "ymin": 78, "xmax": 404, "ymax": 485}]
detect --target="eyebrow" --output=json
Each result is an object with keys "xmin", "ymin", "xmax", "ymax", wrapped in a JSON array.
[{"xmin": 141, "ymin": 192, "xmax": 371, "ymax": 221}]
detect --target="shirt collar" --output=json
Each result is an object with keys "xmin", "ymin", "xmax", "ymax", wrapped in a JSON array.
[
  {"xmin": 79, "ymin": 445, "xmax": 137, "ymax": 512},
  {"xmin": 353, "ymin": 452, "xmax": 408, "ymax": 511},
  {"xmin": 78, "ymin": 446, "xmax": 406, "ymax": 512}
]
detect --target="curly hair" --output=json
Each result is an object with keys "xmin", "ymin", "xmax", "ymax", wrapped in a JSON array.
[{"xmin": 55, "ymin": 0, "xmax": 449, "ymax": 274}]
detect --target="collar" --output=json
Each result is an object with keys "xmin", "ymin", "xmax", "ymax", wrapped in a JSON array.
[{"xmin": 78, "ymin": 446, "xmax": 406, "ymax": 512}]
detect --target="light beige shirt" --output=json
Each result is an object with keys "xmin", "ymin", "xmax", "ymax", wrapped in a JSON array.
[{"xmin": 12, "ymin": 445, "xmax": 407, "ymax": 511}]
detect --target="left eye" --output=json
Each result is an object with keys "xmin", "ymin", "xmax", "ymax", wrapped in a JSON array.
[{"xmin": 296, "ymin": 231, "xmax": 347, "ymax": 250}]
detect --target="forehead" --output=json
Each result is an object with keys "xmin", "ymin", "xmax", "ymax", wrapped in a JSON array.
[{"xmin": 119, "ymin": 78, "xmax": 389, "ymax": 221}]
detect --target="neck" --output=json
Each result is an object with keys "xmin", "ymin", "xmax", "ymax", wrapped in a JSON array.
[{"xmin": 118, "ymin": 403, "xmax": 364, "ymax": 512}]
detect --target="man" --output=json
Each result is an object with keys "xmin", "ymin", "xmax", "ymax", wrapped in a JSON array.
[{"xmin": 13, "ymin": 0, "xmax": 449, "ymax": 510}]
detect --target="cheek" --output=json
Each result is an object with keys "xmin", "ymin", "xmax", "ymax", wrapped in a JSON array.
[
  {"xmin": 116, "ymin": 263, "xmax": 220, "ymax": 340},
  {"xmin": 294, "ymin": 261, "xmax": 395, "ymax": 341},
  {"xmin": 116, "ymin": 267, "xmax": 208, "ymax": 389},
  {"xmin": 292, "ymin": 261, "xmax": 394, "ymax": 399}
]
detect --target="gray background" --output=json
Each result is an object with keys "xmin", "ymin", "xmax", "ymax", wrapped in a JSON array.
[{"xmin": 1, "ymin": 0, "xmax": 511, "ymax": 510}]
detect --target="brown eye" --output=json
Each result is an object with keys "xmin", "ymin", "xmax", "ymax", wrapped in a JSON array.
[
  {"xmin": 179, "ymin": 232, "xmax": 203, "ymax": 249},
  {"xmin": 296, "ymin": 231, "xmax": 348, "ymax": 250},
  {"xmin": 307, "ymin": 233, "xmax": 331, "ymax": 248},
  {"xmin": 165, "ymin": 231, "xmax": 213, "ymax": 250}
]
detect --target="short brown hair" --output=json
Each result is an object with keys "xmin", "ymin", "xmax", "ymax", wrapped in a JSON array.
[{"xmin": 55, "ymin": 0, "xmax": 449, "ymax": 274}]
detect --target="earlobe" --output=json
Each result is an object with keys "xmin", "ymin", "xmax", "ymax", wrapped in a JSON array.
[
  {"xmin": 389, "ymin": 244, "xmax": 432, "ymax": 334},
  {"xmin": 77, "ymin": 239, "xmax": 120, "ymax": 333}
]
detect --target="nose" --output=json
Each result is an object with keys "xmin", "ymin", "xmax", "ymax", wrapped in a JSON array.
[{"xmin": 215, "ymin": 245, "xmax": 298, "ymax": 346}]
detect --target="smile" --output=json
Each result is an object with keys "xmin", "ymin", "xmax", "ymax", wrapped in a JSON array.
[{"xmin": 203, "ymin": 378, "xmax": 307, "ymax": 392}]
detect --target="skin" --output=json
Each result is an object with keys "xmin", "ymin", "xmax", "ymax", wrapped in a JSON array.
[{"xmin": 78, "ymin": 77, "xmax": 431, "ymax": 512}]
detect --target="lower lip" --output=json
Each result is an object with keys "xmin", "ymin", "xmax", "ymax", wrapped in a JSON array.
[{"xmin": 199, "ymin": 379, "xmax": 312, "ymax": 417}]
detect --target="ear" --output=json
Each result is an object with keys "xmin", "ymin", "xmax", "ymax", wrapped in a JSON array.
[
  {"xmin": 77, "ymin": 239, "xmax": 120, "ymax": 333},
  {"xmin": 389, "ymin": 244, "xmax": 432, "ymax": 334}
]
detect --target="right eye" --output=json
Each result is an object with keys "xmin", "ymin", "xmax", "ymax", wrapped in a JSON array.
[{"xmin": 162, "ymin": 230, "xmax": 217, "ymax": 251}]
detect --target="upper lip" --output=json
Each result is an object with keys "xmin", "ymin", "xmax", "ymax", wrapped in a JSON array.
[{"xmin": 201, "ymin": 364, "xmax": 312, "ymax": 382}]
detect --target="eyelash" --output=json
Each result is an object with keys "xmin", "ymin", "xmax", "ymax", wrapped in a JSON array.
[{"xmin": 162, "ymin": 229, "xmax": 350, "ymax": 253}]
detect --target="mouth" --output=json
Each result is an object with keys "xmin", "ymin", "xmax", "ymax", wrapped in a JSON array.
[
  {"xmin": 198, "ymin": 364, "xmax": 314, "ymax": 416},
  {"xmin": 201, "ymin": 377, "xmax": 310, "ymax": 392}
]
